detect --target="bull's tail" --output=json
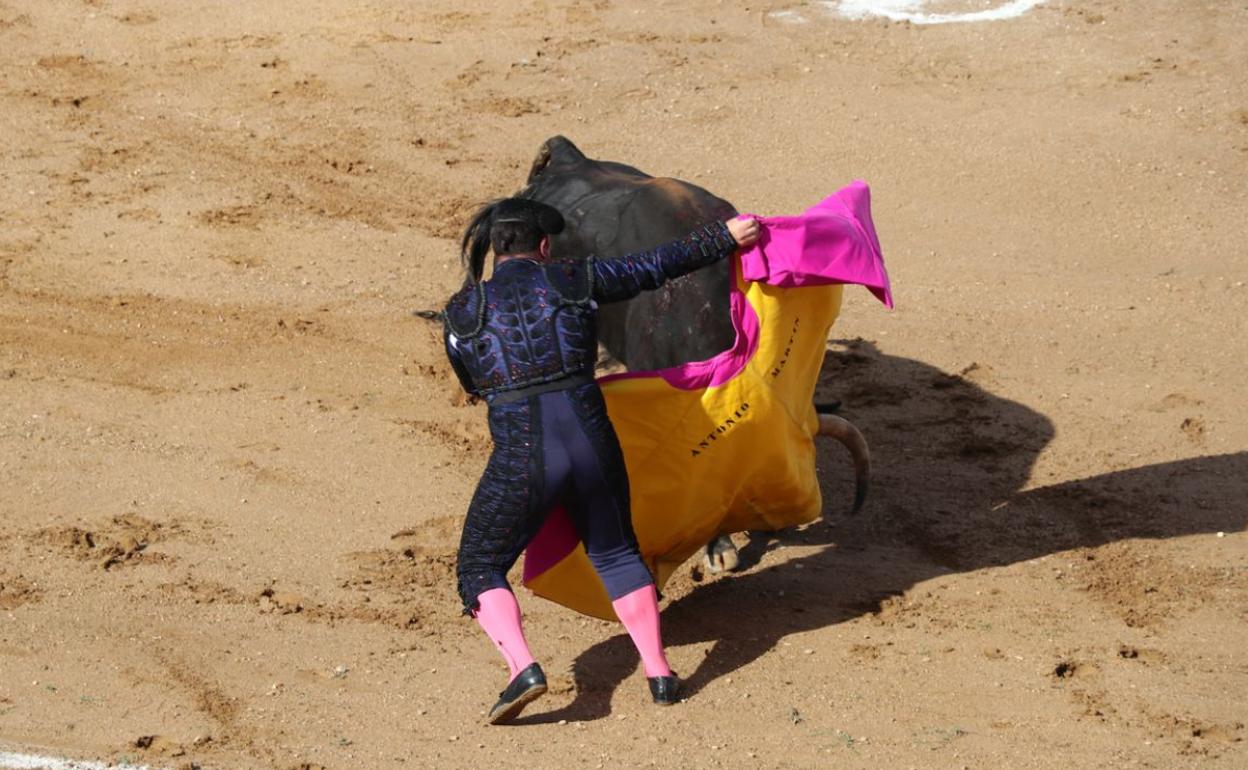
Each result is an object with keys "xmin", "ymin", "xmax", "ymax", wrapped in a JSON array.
[{"xmin": 816, "ymin": 413, "xmax": 870, "ymax": 515}]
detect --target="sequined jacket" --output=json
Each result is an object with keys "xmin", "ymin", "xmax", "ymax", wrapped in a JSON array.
[{"xmin": 443, "ymin": 222, "xmax": 738, "ymax": 401}]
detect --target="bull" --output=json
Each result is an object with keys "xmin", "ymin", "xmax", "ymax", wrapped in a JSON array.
[{"xmin": 430, "ymin": 136, "xmax": 870, "ymax": 572}]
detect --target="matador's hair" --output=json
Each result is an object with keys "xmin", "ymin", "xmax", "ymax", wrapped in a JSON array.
[{"xmin": 460, "ymin": 198, "xmax": 566, "ymax": 283}]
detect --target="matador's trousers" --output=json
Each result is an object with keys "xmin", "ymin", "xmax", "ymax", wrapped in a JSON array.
[{"xmin": 456, "ymin": 381, "xmax": 654, "ymax": 613}]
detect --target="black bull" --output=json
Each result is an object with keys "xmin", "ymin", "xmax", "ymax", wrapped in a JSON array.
[
  {"xmin": 521, "ymin": 135, "xmax": 738, "ymax": 370},
  {"xmin": 424, "ymin": 136, "xmax": 870, "ymax": 566}
]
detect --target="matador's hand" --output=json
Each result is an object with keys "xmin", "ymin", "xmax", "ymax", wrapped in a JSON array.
[{"xmin": 726, "ymin": 216, "xmax": 759, "ymax": 249}]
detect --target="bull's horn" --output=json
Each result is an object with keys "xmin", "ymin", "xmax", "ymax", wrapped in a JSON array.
[
  {"xmin": 816, "ymin": 413, "xmax": 870, "ymax": 515},
  {"xmin": 527, "ymin": 136, "xmax": 586, "ymax": 183},
  {"xmin": 526, "ymin": 141, "xmax": 553, "ymax": 183}
]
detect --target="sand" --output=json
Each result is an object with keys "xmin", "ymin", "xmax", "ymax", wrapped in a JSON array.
[{"xmin": 1, "ymin": 0, "xmax": 1246, "ymax": 768}]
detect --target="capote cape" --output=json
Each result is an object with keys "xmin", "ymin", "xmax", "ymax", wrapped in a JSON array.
[{"xmin": 522, "ymin": 181, "xmax": 891, "ymax": 620}]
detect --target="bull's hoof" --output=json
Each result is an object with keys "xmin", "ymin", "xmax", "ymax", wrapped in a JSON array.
[{"xmin": 702, "ymin": 535, "xmax": 739, "ymax": 574}]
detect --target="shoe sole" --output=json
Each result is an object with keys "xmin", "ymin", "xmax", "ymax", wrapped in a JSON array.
[{"xmin": 487, "ymin": 682, "xmax": 547, "ymax": 725}]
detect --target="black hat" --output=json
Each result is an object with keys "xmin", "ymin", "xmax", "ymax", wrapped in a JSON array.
[{"xmin": 491, "ymin": 198, "xmax": 565, "ymax": 235}]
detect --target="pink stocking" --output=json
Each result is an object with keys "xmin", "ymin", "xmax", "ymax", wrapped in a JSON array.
[
  {"xmin": 473, "ymin": 588, "xmax": 536, "ymax": 681},
  {"xmin": 611, "ymin": 584, "xmax": 672, "ymax": 677}
]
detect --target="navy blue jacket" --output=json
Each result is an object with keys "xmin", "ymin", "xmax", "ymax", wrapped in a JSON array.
[{"xmin": 443, "ymin": 222, "xmax": 738, "ymax": 400}]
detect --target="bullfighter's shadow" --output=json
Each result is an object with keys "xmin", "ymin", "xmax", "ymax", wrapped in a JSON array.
[{"xmin": 511, "ymin": 338, "xmax": 1246, "ymax": 724}]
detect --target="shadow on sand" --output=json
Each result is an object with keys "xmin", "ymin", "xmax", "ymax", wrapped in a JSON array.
[{"xmin": 512, "ymin": 339, "xmax": 1245, "ymax": 724}]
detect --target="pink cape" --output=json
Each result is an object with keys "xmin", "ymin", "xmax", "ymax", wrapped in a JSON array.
[{"xmin": 599, "ymin": 180, "xmax": 892, "ymax": 393}]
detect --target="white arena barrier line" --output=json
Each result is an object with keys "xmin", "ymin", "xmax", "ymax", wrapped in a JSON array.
[
  {"xmin": 0, "ymin": 748, "xmax": 163, "ymax": 770},
  {"xmin": 825, "ymin": 0, "xmax": 1045, "ymax": 25}
]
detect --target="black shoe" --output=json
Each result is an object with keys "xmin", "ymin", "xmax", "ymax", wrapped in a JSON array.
[
  {"xmin": 487, "ymin": 663, "xmax": 547, "ymax": 724},
  {"xmin": 648, "ymin": 674, "xmax": 680, "ymax": 705}
]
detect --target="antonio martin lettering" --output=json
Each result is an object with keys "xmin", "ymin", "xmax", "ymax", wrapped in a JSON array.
[
  {"xmin": 690, "ymin": 402, "xmax": 750, "ymax": 457},
  {"xmin": 771, "ymin": 316, "xmax": 800, "ymax": 379}
]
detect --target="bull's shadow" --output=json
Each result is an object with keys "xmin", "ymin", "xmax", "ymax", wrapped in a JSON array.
[{"xmin": 513, "ymin": 338, "xmax": 1246, "ymax": 724}]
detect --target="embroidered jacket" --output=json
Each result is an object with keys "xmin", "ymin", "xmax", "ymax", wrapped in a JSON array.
[{"xmin": 443, "ymin": 222, "xmax": 738, "ymax": 400}]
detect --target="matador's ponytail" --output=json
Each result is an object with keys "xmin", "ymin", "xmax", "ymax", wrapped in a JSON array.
[{"xmin": 460, "ymin": 198, "xmax": 504, "ymax": 285}]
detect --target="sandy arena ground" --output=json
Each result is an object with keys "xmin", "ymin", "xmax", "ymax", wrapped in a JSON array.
[{"xmin": 1, "ymin": 1, "xmax": 1246, "ymax": 768}]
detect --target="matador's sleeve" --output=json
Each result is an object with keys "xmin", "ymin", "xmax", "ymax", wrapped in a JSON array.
[{"xmin": 589, "ymin": 221, "xmax": 739, "ymax": 304}]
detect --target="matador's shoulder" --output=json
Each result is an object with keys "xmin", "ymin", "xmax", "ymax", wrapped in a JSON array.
[
  {"xmin": 444, "ymin": 282, "xmax": 485, "ymax": 337},
  {"xmin": 541, "ymin": 259, "xmax": 593, "ymax": 303}
]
